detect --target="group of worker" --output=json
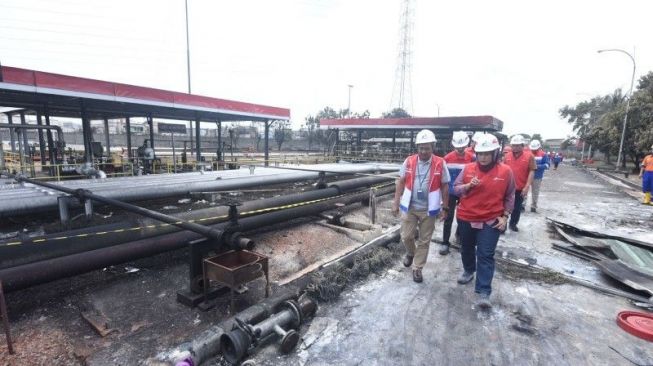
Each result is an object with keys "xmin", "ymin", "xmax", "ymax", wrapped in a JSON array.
[{"xmin": 392, "ymin": 130, "xmax": 551, "ymax": 309}]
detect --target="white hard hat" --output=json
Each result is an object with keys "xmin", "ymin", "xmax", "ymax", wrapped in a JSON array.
[
  {"xmin": 475, "ymin": 134, "xmax": 501, "ymax": 152},
  {"xmin": 529, "ymin": 139, "xmax": 542, "ymax": 150},
  {"xmin": 510, "ymin": 134, "xmax": 526, "ymax": 145},
  {"xmin": 451, "ymin": 131, "xmax": 470, "ymax": 148},
  {"xmin": 471, "ymin": 132, "xmax": 484, "ymax": 143},
  {"xmin": 415, "ymin": 129, "xmax": 436, "ymax": 145}
]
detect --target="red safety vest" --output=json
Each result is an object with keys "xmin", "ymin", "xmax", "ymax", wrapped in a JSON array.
[
  {"xmin": 456, "ymin": 163, "xmax": 514, "ymax": 222},
  {"xmin": 504, "ymin": 151, "xmax": 534, "ymax": 190},
  {"xmin": 400, "ymin": 154, "xmax": 444, "ymax": 216}
]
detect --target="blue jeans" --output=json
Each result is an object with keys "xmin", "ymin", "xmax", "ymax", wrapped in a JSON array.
[
  {"xmin": 509, "ymin": 190, "xmax": 523, "ymax": 227},
  {"xmin": 643, "ymin": 171, "xmax": 653, "ymax": 193},
  {"xmin": 457, "ymin": 219, "xmax": 501, "ymax": 295}
]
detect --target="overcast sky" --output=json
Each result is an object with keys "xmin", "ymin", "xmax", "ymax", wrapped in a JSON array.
[{"xmin": 1, "ymin": 0, "xmax": 652, "ymax": 139}]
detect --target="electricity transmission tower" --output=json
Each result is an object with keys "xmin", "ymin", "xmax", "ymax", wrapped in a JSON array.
[{"xmin": 390, "ymin": 0, "xmax": 414, "ymax": 113}]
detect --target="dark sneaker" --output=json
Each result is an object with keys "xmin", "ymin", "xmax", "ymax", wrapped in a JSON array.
[
  {"xmin": 509, "ymin": 224, "xmax": 519, "ymax": 232},
  {"xmin": 530, "ymin": 207, "xmax": 537, "ymax": 213},
  {"xmin": 438, "ymin": 244, "xmax": 450, "ymax": 255},
  {"xmin": 412, "ymin": 268, "xmax": 423, "ymax": 283},
  {"xmin": 457, "ymin": 271, "xmax": 474, "ymax": 284},
  {"xmin": 403, "ymin": 254, "xmax": 414, "ymax": 268},
  {"xmin": 475, "ymin": 293, "xmax": 492, "ymax": 309}
]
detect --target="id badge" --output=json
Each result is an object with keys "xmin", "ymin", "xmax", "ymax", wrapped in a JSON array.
[{"xmin": 417, "ymin": 189, "xmax": 426, "ymax": 200}]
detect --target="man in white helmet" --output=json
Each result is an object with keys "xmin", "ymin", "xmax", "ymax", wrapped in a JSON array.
[
  {"xmin": 453, "ymin": 133, "xmax": 515, "ymax": 308},
  {"xmin": 503, "ymin": 134, "xmax": 536, "ymax": 232},
  {"xmin": 528, "ymin": 139, "xmax": 549, "ymax": 213},
  {"xmin": 440, "ymin": 131, "xmax": 475, "ymax": 255},
  {"xmin": 392, "ymin": 129, "xmax": 450, "ymax": 283}
]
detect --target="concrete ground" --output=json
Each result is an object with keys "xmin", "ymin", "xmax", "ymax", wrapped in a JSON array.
[{"xmin": 248, "ymin": 163, "xmax": 653, "ymax": 366}]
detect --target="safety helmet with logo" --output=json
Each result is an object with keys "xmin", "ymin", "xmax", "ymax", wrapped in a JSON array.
[
  {"xmin": 475, "ymin": 134, "xmax": 501, "ymax": 152},
  {"xmin": 415, "ymin": 129, "xmax": 436, "ymax": 145},
  {"xmin": 451, "ymin": 131, "xmax": 470, "ymax": 148},
  {"xmin": 529, "ymin": 139, "xmax": 542, "ymax": 150},
  {"xmin": 510, "ymin": 134, "xmax": 526, "ymax": 145},
  {"xmin": 471, "ymin": 131, "xmax": 484, "ymax": 143}
]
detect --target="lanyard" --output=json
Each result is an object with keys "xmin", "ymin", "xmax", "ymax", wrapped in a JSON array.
[{"xmin": 417, "ymin": 160, "xmax": 431, "ymax": 189}]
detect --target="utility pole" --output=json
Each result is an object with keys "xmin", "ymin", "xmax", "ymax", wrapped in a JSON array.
[
  {"xmin": 597, "ymin": 48, "xmax": 636, "ymax": 170},
  {"xmin": 347, "ymin": 84, "xmax": 353, "ymax": 117},
  {"xmin": 185, "ymin": 0, "xmax": 195, "ymax": 159}
]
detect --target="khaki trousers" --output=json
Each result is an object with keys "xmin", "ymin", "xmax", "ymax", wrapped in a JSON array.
[
  {"xmin": 531, "ymin": 179, "xmax": 542, "ymax": 209},
  {"xmin": 401, "ymin": 208, "xmax": 437, "ymax": 269}
]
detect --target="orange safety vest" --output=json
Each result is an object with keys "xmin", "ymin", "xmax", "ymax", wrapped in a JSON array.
[{"xmin": 642, "ymin": 155, "xmax": 653, "ymax": 172}]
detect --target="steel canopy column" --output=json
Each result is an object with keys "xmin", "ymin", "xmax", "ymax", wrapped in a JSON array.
[
  {"xmin": 195, "ymin": 117, "xmax": 201, "ymax": 162},
  {"xmin": 125, "ymin": 117, "xmax": 132, "ymax": 162},
  {"xmin": 80, "ymin": 102, "xmax": 92, "ymax": 163},
  {"xmin": 36, "ymin": 112, "xmax": 46, "ymax": 165},
  {"xmin": 356, "ymin": 129, "xmax": 362, "ymax": 155},
  {"xmin": 217, "ymin": 120, "xmax": 222, "ymax": 161},
  {"xmin": 44, "ymin": 107, "xmax": 55, "ymax": 166},
  {"xmin": 147, "ymin": 115, "xmax": 155, "ymax": 156},
  {"xmin": 103, "ymin": 117, "xmax": 111, "ymax": 157},
  {"xmin": 264, "ymin": 120, "xmax": 270, "ymax": 167},
  {"xmin": 7, "ymin": 113, "xmax": 15, "ymax": 153},
  {"xmin": 19, "ymin": 112, "xmax": 29, "ymax": 158}
]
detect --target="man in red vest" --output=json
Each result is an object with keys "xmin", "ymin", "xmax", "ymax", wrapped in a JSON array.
[
  {"xmin": 392, "ymin": 129, "xmax": 450, "ymax": 283},
  {"xmin": 441, "ymin": 131, "xmax": 475, "ymax": 255},
  {"xmin": 503, "ymin": 135, "xmax": 536, "ymax": 232},
  {"xmin": 453, "ymin": 133, "xmax": 515, "ymax": 308}
]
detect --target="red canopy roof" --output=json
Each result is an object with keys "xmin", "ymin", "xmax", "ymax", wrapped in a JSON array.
[
  {"xmin": 319, "ymin": 116, "xmax": 503, "ymax": 131},
  {"xmin": 0, "ymin": 66, "xmax": 289, "ymax": 121}
]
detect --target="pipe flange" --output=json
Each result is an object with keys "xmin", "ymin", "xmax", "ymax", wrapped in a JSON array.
[{"xmin": 280, "ymin": 300, "xmax": 302, "ymax": 330}]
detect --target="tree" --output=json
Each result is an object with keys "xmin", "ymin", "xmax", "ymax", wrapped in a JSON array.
[
  {"xmin": 559, "ymin": 89, "xmax": 629, "ymax": 164},
  {"xmin": 381, "ymin": 108, "xmax": 411, "ymax": 118},
  {"xmin": 274, "ymin": 120, "xmax": 292, "ymax": 151},
  {"xmin": 531, "ymin": 133, "xmax": 543, "ymax": 142}
]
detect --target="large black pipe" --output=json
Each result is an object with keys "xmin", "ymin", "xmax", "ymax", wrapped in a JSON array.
[
  {"xmin": 0, "ymin": 185, "xmax": 394, "ymax": 292},
  {"xmin": 0, "ymin": 123, "xmax": 65, "ymax": 146},
  {"xmin": 0, "ymin": 175, "xmax": 394, "ymax": 269}
]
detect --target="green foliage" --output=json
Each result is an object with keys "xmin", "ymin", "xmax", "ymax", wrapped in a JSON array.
[
  {"xmin": 273, "ymin": 120, "xmax": 292, "ymax": 151},
  {"xmin": 381, "ymin": 108, "xmax": 411, "ymax": 118},
  {"xmin": 303, "ymin": 106, "xmax": 371, "ymax": 149},
  {"xmin": 559, "ymin": 76, "xmax": 653, "ymax": 167}
]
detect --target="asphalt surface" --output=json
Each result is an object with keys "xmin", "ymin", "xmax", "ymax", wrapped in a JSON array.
[{"xmin": 248, "ymin": 163, "xmax": 653, "ymax": 366}]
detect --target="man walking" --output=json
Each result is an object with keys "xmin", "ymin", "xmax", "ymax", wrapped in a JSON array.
[
  {"xmin": 392, "ymin": 129, "xmax": 450, "ymax": 283},
  {"xmin": 529, "ymin": 139, "xmax": 549, "ymax": 213},
  {"xmin": 640, "ymin": 144, "xmax": 653, "ymax": 205},
  {"xmin": 503, "ymin": 135, "xmax": 535, "ymax": 232},
  {"xmin": 454, "ymin": 134, "xmax": 515, "ymax": 308},
  {"xmin": 440, "ymin": 131, "xmax": 475, "ymax": 255}
]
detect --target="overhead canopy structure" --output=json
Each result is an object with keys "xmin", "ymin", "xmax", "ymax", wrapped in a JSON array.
[
  {"xmin": 0, "ymin": 65, "xmax": 289, "ymax": 165},
  {"xmin": 0, "ymin": 66, "xmax": 289, "ymax": 121},
  {"xmin": 319, "ymin": 116, "xmax": 503, "ymax": 131}
]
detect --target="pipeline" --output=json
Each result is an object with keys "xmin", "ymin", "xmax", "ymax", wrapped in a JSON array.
[
  {"xmin": 219, "ymin": 296, "xmax": 317, "ymax": 364},
  {"xmin": 0, "ymin": 163, "xmax": 398, "ymax": 217},
  {"xmin": 156, "ymin": 226, "xmax": 400, "ymax": 366},
  {"xmin": 0, "ymin": 185, "xmax": 395, "ymax": 292},
  {"xmin": 0, "ymin": 175, "xmax": 395, "ymax": 269},
  {"xmin": 7, "ymin": 173, "xmax": 225, "ymax": 241},
  {"xmin": 0, "ymin": 123, "xmax": 65, "ymax": 145}
]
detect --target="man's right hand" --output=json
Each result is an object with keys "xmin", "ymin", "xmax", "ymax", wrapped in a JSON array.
[{"xmin": 391, "ymin": 201, "xmax": 400, "ymax": 216}]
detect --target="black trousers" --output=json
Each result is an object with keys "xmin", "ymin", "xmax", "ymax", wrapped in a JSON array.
[
  {"xmin": 509, "ymin": 190, "xmax": 524, "ymax": 227},
  {"xmin": 442, "ymin": 195, "xmax": 460, "ymax": 245}
]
